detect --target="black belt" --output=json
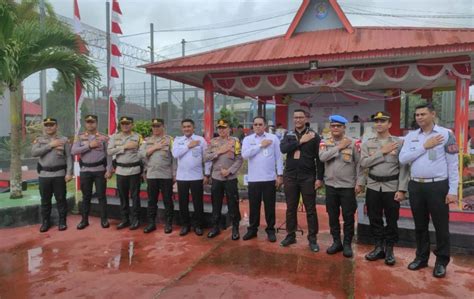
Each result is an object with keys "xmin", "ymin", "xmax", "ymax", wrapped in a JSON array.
[
  {"xmin": 79, "ymin": 158, "xmax": 106, "ymax": 168},
  {"xmin": 368, "ymin": 173, "xmax": 399, "ymax": 183},
  {"xmin": 114, "ymin": 161, "xmax": 141, "ymax": 168},
  {"xmin": 37, "ymin": 163, "xmax": 67, "ymax": 173}
]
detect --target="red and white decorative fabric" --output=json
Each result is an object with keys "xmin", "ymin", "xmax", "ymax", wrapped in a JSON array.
[
  {"xmin": 108, "ymin": 0, "xmax": 122, "ymax": 135},
  {"xmin": 240, "ymin": 76, "xmax": 262, "ymax": 91},
  {"xmin": 266, "ymin": 74, "xmax": 288, "ymax": 90}
]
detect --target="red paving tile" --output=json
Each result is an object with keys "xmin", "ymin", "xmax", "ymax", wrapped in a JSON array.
[{"xmin": 0, "ymin": 202, "xmax": 473, "ymax": 298}]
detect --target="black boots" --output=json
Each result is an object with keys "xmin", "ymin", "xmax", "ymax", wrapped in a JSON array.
[
  {"xmin": 39, "ymin": 219, "xmax": 50, "ymax": 233},
  {"xmin": 384, "ymin": 244, "xmax": 396, "ymax": 266},
  {"xmin": 365, "ymin": 244, "xmax": 385, "ymax": 261},
  {"xmin": 326, "ymin": 240, "xmax": 343, "ymax": 254}
]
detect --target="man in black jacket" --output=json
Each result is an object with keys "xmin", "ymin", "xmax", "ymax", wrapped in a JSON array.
[{"xmin": 280, "ymin": 109, "xmax": 324, "ymax": 252}]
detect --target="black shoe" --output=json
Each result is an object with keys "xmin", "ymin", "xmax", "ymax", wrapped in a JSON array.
[
  {"xmin": 164, "ymin": 223, "xmax": 172, "ymax": 234},
  {"xmin": 231, "ymin": 226, "xmax": 240, "ymax": 240},
  {"xmin": 39, "ymin": 220, "xmax": 50, "ymax": 233},
  {"xmin": 179, "ymin": 226, "xmax": 190, "ymax": 236},
  {"xmin": 267, "ymin": 231, "xmax": 277, "ymax": 243},
  {"xmin": 384, "ymin": 245, "xmax": 396, "ymax": 266},
  {"xmin": 433, "ymin": 264, "xmax": 447, "ymax": 278},
  {"xmin": 207, "ymin": 227, "xmax": 220, "ymax": 238},
  {"xmin": 242, "ymin": 231, "xmax": 257, "ymax": 241},
  {"xmin": 101, "ymin": 219, "xmax": 110, "ymax": 228},
  {"xmin": 365, "ymin": 246, "xmax": 385, "ymax": 261},
  {"xmin": 408, "ymin": 259, "xmax": 428, "ymax": 271},
  {"xmin": 129, "ymin": 221, "xmax": 140, "ymax": 230},
  {"xmin": 309, "ymin": 241, "xmax": 320, "ymax": 252},
  {"xmin": 117, "ymin": 221, "xmax": 130, "ymax": 230},
  {"xmin": 343, "ymin": 243, "xmax": 353, "ymax": 258},
  {"xmin": 326, "ymin": 241, "xmax": 343, "ymax": 254},
  {"xmin": 58, "ymin": 223, "xmax": 68, "ymax": 231},
  {"xmin": 194, "ymin": 227, "xmax": 203, "ymax": 236},
  {"xmin": 280, "ymin": 235, "xmax": 296, "ymax": 247},
  {"xmin": 76, "ymin": 220, "xmax": 89, "ymax": 230},
  {"xmin": 143, "ymin": 223, "xmax": 156, "ymax": 233}
]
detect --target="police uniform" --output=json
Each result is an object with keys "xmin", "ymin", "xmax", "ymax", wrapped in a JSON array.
[
  {"xmin": 400, "ymin": 123, "xmax": 459, "ymax": 277},
  {"xmin": 204, "ymin": 119, "xmax": 243, "ymax": 240},
  {"xmin": 71, "ymin": 115, "xmax": 112, "ymax": 229},
  {"xmin": 139, "ymin": 118, "xmax": 176, "ymax": 234},
  {"xmin": 360, "ymin": 111, "xmax": 409, "ymax": 265},
  {"xmin": 172, "ymin": 131, "xmax": 211, "ymax": 236},
  {"xmin": 107, "ymin": 116, "xmax": 143, "ymax": 230},
  {"xmin": 280, "ymin": 125, "xmax": 324, "ymax": 250},
  {"xmin": 31, "ymin": 118, "xmax": 73, "ymax": 232},
  {"xmin": 319, "ymin": 115, "xmax": 364, "ymax": 257}
]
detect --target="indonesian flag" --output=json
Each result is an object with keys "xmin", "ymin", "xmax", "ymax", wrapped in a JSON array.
[
  {"xmin": 73, "ymin": 0, "xmax": 86, "ymax": 135},
  {"xmin": 108, "ymin": 0, "xmax": 123, "ymax": 135}
]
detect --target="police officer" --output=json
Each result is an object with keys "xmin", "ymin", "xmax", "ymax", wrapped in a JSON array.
[
  {"xmin": 319, "ymin": 115, "xmax": 364, "ymax": 258},
  {"xmin": 400, "ymin": 103, "xmax": 459, "ymax": 278},
  {"xmin": 205, "ymin": 119, "xmax": 243, "ymax": 240},
  {"xmin": 360, "ymin": 111, "xmax": 409, "ymax": 265},
  {"xmin": 241, "ymin": 116, "xmax": 284, "ymax": 242},
  {"xmin": 107, "ymin": 116, "xmax": 143, "ymax": 230},
  {"xmin": 72, "ymin": 115, "xmax": 112, "ymax": 230},
  {"xmin": 32, "ymin": 118, "xmax": 73, "ymax": 232},
  {"xmin": 279, "ymin": 109, "xmax": 324, "ymax": 252},
  {"xmin": 139, "ymin": 118, "xmax": 176, "ymax": 234},
  {"xmin": 172, "ymin": 119, "xmax": 211, "ymax": 237}
]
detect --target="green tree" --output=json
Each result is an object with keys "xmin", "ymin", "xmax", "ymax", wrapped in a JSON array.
[
  {"xmin": 219, "ymin": 107, "xmax": 239, "ymax": 128},
  {"xmin": 0, "ymin": 0, "xmax": 99, "ymax": 198}
]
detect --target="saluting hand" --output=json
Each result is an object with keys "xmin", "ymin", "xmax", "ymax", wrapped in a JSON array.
[
  {"xmin": 124, "ymin": 141, "xmax": 138, "ymax": 150},
  {"xmin": 337, "ymin": 138, "xmax": 352, "ymax": 151},
  {"xmin": 261, "ymin": 139, "xmax": 273, "ymax": 148},
  {"xmin": 49, "ymin": 139, "xmax": 65, "ymax": 148},
  {"xmin": 188, "ymin": 140, "xmax": 200, "ymax": 149},
  {"xmin": 299, "ymin": 132, "xmax": 315, "ymax": 144},
  {"xmin": 424, "ymin": 135, "xmax": 444, "ymax": 150},
  {"xmin": 89, "ymin": 139, "xmax": 100, "ymax": 149},
  {"xmin": 381, "ymin": 142, "xmax": 398, "ymax": 155}
]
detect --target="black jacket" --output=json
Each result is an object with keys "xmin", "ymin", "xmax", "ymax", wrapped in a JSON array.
[{"xmin": 280, "ymin": 127, "xmax": 324, "ymax": 181}]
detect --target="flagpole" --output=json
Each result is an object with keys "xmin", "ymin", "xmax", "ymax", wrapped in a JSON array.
[{"xmin": 106, "ymin": 0, "xmax": 111, "ymax": 135}]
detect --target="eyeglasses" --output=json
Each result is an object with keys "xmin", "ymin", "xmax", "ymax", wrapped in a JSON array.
[
  {"xmin": 253, "ymin": 123, "xmax": 264, "ymax": 127},
  {"xmin": 85, "ymin": 120, "xmax": 96, "ymax": 124},
  {"xmin": 330, "ymin": 124, "xmax": 343, "ymax": 128},
  {"xmin": 44, "ymin": 123, "xmax": 55, "ymax": 127}
]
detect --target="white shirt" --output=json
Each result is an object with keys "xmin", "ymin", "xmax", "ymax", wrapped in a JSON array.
[
  {"xmin": 172, "ymin": 134, "xmax": 211, "ymax": 181},
  {"xmin": 242, "ymin": 132, "xmax": 283, "ymax": 182},
  {"xmin": 399, "ymin": 125, "xmax": 459, "ymax": 195}
]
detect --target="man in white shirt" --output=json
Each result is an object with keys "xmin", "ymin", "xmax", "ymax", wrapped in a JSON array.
[
  {"xmin": 241, "ymin": 116, "xmax": 284, "ymax": 242},
  {"xmin": 399, "ymin": 103, "xmax": 459, "ymax": 278},
  {"xmin": 172, "ymin": 119, "xmax": 211, "ymax": 237}
]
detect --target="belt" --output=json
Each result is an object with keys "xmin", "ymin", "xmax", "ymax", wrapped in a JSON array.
[
  {"xmin": 114, "ymin": 161, "xmax": 141, "ymax": 168},
  {"xmin": 410, "ymin": 177, "xmax": 447, "ymax": 183},
  {"xmin": 79, "ymin": 158, "xmax": 106, "ymax": 168},
  {"xmin": 368, "ymin": 173, "xmax": 399, "ymax": 183},
  {"xmin": 37, "ymin": 163, "xmax": 67, "ymax": 172}
]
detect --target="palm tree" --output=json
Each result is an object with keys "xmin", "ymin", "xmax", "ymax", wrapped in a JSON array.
[{"xmin": 0, "ymin": 0, "xmax": 99, "ymax": 198}]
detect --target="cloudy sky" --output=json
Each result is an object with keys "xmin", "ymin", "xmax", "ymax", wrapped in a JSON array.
[{"xmin": 23, "ymin": 0, "xmax": 474, "ymax": 100}]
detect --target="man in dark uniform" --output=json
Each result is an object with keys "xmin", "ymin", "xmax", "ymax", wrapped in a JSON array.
[
  {"xmin": 279, "ymin": 109, "xmax": 324, "ymax": 252},
  {"xmin": 400, "ymin": 103, "xmax": 459, "ymax": 278},
  {"xmin": 72, "ymin": 115, "xmax": 113, "ymax": 229},
  {"xmin": 205, "ymin": 119, "xmax": 243, "ymax": 240},
  {"xmin": 360, "ymin": 111, "xmax": 409, "ymax": 265},
  {"xmin": 32, "ymin": 118, "xmax": 73, "ymax": 232},
  {"xmin": 107, "ymin": 116, "xmax": 143, "ymax": 230},
  {"xmin": 139, "ymin": 118, "xmax": 176, "ymax": 234},
  {"xmin": 319, "ymin": 115, "xmax": 364, "ymax": 258}
]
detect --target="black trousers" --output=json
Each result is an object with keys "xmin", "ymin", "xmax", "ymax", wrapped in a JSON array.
[
  {"xmin": 408, "ymin": 180, "xmax": 450, "ymax": 266},
  {"xmin": 177, "ymin": 180, "xmax": 203, "ymax": 228},
  {"xmin": 325, "ymin": 186, "xmax": 357, "ymax": 244},
  {"xmin": 116, "ymin": 174, "xmax": 141, "ymax": 222},
  {"xmin": 147, "ymin": 178, "xmax": 174, "ymax": 223},
  {"xmin": 39, "ymin": 176, "xmax": 67, "ymax": 222},
  {"xmin": 80, "ymin": 171, "xmax": 107, "ymax": 219},
  {"xmin": 283, "ymin": 177, "xmax": 318, "ymax": 241},
  {"xmin": 211, "ymin": 178, "xmax": 241, "ymax": 228},
  {"xmin": 248, "ymin": 181, "xmax": 276, "ymax": 233},
  {"xmin": 366, "ymin": 188, "xmax": 400, "ymax": 246}
]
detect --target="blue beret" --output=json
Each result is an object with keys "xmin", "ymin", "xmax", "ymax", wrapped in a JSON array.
[{"xmin": 329, "ymin": 115, "xmax": 348, "ymax": 125}]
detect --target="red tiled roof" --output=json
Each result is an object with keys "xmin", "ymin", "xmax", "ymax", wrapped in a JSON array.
[
  {"xmin": 23, "ymin": 101, "xmax": 42, "ymax": 116},
  {"xmin": 145, "ymin": 27, "xmax": 474, "ymax": 74}
]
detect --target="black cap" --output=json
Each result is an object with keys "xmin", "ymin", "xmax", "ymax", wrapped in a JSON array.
[
  {"xmin": 151, "ymin": 118, "xmax": 164, "ymax": 125},
  {"xmin": 119, "ymin": 116, "xmax": 134, "ymax": 123},
  {"xmin": 216, "ymin": 119, "xmax": 229, "ymax": 128},
  {"xmin": 84, "ymin": 114, "xmax": 98, "ymax": 121},
  {"xmin": 43, "ymin": 117, "xmax": 57, "ymax": 124},
  {"xmin": 373, "ymin": 111, "xmax": 391, "ymax": 120}
]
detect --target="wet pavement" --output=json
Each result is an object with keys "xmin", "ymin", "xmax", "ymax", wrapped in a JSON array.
[{"xmin": 0, "ymin": 202, "xmax": 473, "ymax": 298}]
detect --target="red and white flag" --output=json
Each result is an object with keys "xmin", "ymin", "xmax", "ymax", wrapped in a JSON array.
[
  {"xmin": 73, "ymin": 0, "xmax": 86, "ymax": 135},
  {"xmin": 108, "ymin": 0, "xmax": 123, "ymax": 135}
]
